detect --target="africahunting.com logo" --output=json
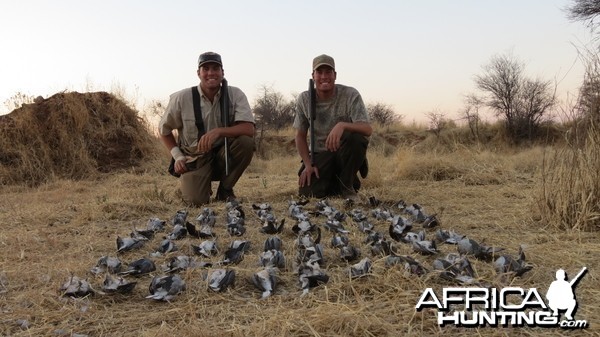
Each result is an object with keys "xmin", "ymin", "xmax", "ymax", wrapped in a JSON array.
[{"xmin": 415, "ymin": 267, "xmax": 588, "ymax": 329}]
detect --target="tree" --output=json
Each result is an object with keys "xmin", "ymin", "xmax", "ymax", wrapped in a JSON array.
[
  {"xmin": 367, "ymin": 102, "xmax": 401, "ymax": 125},
  {"xmin": 461, "ymin": 94, "xmax": 484, "ymax": 140},
  {"xmin": 424, "ymin": 110, "xmax": 449, "ymax": 138},
  {"xmin": 567, "ymin": 0, "xmax": 600, "ymax": 29},
  {"xmin": 474, "ymin": 53, "xmax": 556, "ymax": 143},
  {"xmin": 252, "ymin": 85, "xmax": 296, "ymax": 155}
]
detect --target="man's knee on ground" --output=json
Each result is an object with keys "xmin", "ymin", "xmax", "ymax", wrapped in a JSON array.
[{"xmin": 182, "ymin": 192, "xmax": 210, "ymax": 207}]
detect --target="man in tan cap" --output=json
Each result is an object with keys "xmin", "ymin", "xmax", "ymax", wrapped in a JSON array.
[
  {"xmin": 293, "ymin": 54, "xmax": 372, "ymax": 201},
  {"xmin": 159, "ymin": 51, "xmax": 255, "ymax": 206}
]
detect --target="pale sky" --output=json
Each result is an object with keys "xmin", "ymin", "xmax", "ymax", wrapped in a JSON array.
[{"xmin": 0, "ymin": 0, "xmax": 594, "ymax": 121}]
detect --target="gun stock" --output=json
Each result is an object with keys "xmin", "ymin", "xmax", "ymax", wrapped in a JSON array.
[
  {"xmin": 308, "ymin": 79, "xmax": 316, "ymax": 167},
  {"xmin": 221, "ymin": 78, "xmax": 231, "ymax": 176}
]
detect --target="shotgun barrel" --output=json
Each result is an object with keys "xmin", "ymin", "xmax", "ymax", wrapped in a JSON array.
[
  {"xmin": 221, "ymin": 79, "xmax": 231, "ymax": 176},
  {"xmin": 308, "ymin": 79, "xmax": 316, "ymax": 167}
]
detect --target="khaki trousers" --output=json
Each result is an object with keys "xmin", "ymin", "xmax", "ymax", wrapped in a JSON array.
[{"xmin": 181, "ymin": 136, "xmax": 254, "ymax": 206}]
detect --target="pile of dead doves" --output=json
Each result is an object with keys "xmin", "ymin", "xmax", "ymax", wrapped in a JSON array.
[{"xmin": 60, "ymin": 197, "xmax": 532, "ymax": 301}]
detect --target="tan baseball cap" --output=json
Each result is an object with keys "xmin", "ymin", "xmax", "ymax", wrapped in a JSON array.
[{"xmin": 312, "ymin": 54, "xmax": 335, "ymax": 71}]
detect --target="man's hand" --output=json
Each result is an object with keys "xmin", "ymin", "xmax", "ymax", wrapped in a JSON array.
[
  {"xmin": 325, "ymin": 122, "xmax": 345, "ymax": 151},
  {"xmin": 299, "ymin": 164, "xmax": 319, "ymax": 187},
  {"xmin": 174, "ymin": 158, "xmax": 189, "ymax": 175},
  {"xmin": 197, "ymin": 128, "xmax": 222, "ymax": 154}
]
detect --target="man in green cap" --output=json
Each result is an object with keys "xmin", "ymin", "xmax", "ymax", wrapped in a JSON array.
[{"xmin": 293, "ymin": 54, "xmax": 372, "ymax": 201}]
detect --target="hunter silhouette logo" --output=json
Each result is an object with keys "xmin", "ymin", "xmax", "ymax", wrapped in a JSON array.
[
  {"xmin": 546, "ymin": 267, "xmax": 587, "ymax": 321},
  {"xmin": 415, "ymin": 267, "xmax": 589, "ymax": 329}
]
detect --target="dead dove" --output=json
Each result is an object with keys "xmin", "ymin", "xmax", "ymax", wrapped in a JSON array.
[
  {"xmin": 153, "ymin": 239, "xmax": 178, "ymax": 256},
  {"xmin": 60, "ymin": 275, "xmax": 97, "ymax": 297},
  {"xmin": 494, "ymin": 246, "xmax": 533, "ymax": 277},
  {"xmin": 162, "ymin": 255, "xmax": 198, "ymax": 273},
  {"xmin": 119, "ymin": 258, "xmax": 156, "ymax": 276},
  {"xmin": 146, "ymin": 217, "xmax": 167, "ymax": 232},
  {"xmin": 259, "ymin": 249, "xmax": 286, "ymax": 269},
  {"xmin": 186, "ymin": 222, "xmax": 215, "ymax": 239},
  {"xmin": 166, "ymin": 223, "xmax": 188, "ymax": 240},
  {"xmin": 323, "ymin": 219, "xmax": 349, "ymax": 234},
  {"xmin": 227, "ymin": 221, "xmax": 246, "ymax": 237},
  {"xmin": 348, "ymin": 208, "xmax": 368, "ymax": 222},
  {"xmin": 116, "ymin": 236, "xmax": 144, "ymax": 253},
  {"xmin": 251, "ymin": 267, "xmax": 278, "ymax": 299},
  {"xmin": 349, "ymin": 257, "xmax": 372, "ymax": 279},
  {"xmin": 357, "ymin": 220, "xmax": 374, "ymax": 233},
  {"xmin": 172, "ymin": 209, "xmax": 188, "ymax": 227},
  {"xmin": 260, "ymin": 218, "xmax": 285, "ymax": 234},
  {"xmin": 221, "ymin": 241, "xmax": 249, "ymax": 265},
  {"xmin": 369, "ymin": 236, "xmax": 392, "ymax": 257},
  {"xmin": 331, "ymin": 233, "xmax": 350, "ymax": 248},
  {"xmin": 404, "ymin": 203, "xmax": 427, "ymax": 223},
  {"xmin": 298, "ymin": 259, "xmax": 329, "ymax": 296},
  {"xmin": 208, "ymin": 269, "xmax": 236, "ymax": 292},
  {"xmin": 191, "ymin": 240, "xmax": 218, "ymax": 258},
  {"xmin": 263, "ymin": 236, "xmax": 282, "ymax": 251},
  {"xmin": 412, "ymin": 233, "xmax": 438, "ymax": 255},
  {"xmin": 196, "ymin": 207, "xmax": 217, "ymax": 226},
  {"xmin": 385, "ymin": 254, "xmax": 428, "ymax": 276},
  {"xmin": 435, "ymin": 229, "xmax": 465, "ymax": 244},
  {"xmin": 90, "ymin": 256, "xmax": 122, "ymax": 275},
  {"xmin": 457, "ymin": 237, "xmax": 504, "ymax": 262},
  {"xmin": 146, "ymin": 274, "xmax": 186, "ymax": 301},
  {"xmin": 340, "ymin": 244, "xmax": 361, "ymax": 262},
  {"xmin": 292, "ymin": 220, "xmax": 317, "ymax": 235},
  {"xmin": 388, "ymin": 216, "xmax": 412, "ymax": 241},
  {"xmin": 102, "ymin": 274, "xmax": 137, "ymax": 294}
]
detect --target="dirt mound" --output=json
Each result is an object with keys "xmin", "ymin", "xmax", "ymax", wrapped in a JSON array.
[{"xmin": 0, "ymin": 91, "xmax": 157, "ymax": 186}]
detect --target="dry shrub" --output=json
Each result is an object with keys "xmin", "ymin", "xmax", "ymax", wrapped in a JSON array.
[
  {"xmin": 538, "ymin": 120, "xmax": 600, "ymax": 231},
  {"xmin": 0, "ymin": 91, "xmax": 158, "ymax": 186}
]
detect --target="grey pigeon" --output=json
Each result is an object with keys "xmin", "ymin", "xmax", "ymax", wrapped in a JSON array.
[
  {"xmin": 172, "ymin": 209, "xmax": 188, "ymax": 227},
  {"xmin": 263, "ymin": 236, "xmax": 282, "ymax": 251},
  {"xmin": 298, "ymin": 259, "xmax": 329, "ymax": 296},
  {"xmin": 167, "ymin": 223, "xmax": 188, "ymax": 240},
  {"xmin": 458, "ymin": 237, "xmax": 504, "ymax": 262},
  {"xmin": 348, "ymin": 208, "xmax": 368, "ymax": 222},
  {"xmin": 208, "ymin": 269, "xmax": 236, "ymax": 292},
  {"xmin": 154, "ymin": 239, "xmax": 178, "ymax": 255},
  {"xmin": 385, "ymin": 254, "xmax": 427, "ymax": 276},
  {"xmin": 102, "ymin": 274, "xmax": 137, "ymax": 294},
  {"xmin": 146, "ymin": 217, "xmax": 166, "ymax": 232},
  {"xmin": 340, "ymin": 245, "xmax": 360, "ymax": 262},
  {"xmin": 227, "ymin": 221, "xmax": 246, "ymax": 237},
  {"xmin": 116, "ymin": 236, "xmax": 144, "ymax": 253},
  {"xmin": 357, "ymin": 220, "xmax": 374, "ymax": 233},
  {"xmin": 192, "ymin": 240, "xmax": 218, "ymax": 258},
  {"xmin": 146, "ymin": 274, "xmax": 186, "ymax": 301},
  {"xmin": 323, "ymin": 219, "xmax": 349, "ymax": 234},
  {"xmin": 435, "ymin": 229, "xmax": 465, "ymax": 244},
  {"xmin": 119, "ymin": 258, "xmax": 156, "ymax": 276},
  {"xmin": 331, "ymin": 233, "xmax": 350, "ymax": 248},
  {"xmin": 90, "ymin": 256, "xmax": 122, "ymax": 275},
  {"xmin": 494, "ymin": 246, "xmax": 533, "ymax": 277},
  {"xmin": 259, "ymin": 249, "xmax": 286, "ymax": 269},
  {"xmin": 221, "ymin": 241, "xmax": 249, "ymax": 265},
  {"xmin": 162, "ymin": 255, "xmax": 198, "ymax": 273},
  {"xmin": 196, "ymin": 207, "xmax": 217, "ymax": 226},
  {"xmin": 260, "ymin": 218, "xmax": 285, "ymax": 234},
  {"xmin": 186, "ymin": 222, "xmax": 215, "ymax": 239},
  {"xmin": 60, "ymin": 275, "xmax": 96, "ymax": 297},
  {"xmin": 349, "ymin": 257, "xmax": 372, "ymax": 279},
  {"xmin": 292, "ymin": 220, "xmax": 316, "ymax": 235},
  {"xmin": 251, "ymin": 267, "xmax": 278, "ymax": 299}
]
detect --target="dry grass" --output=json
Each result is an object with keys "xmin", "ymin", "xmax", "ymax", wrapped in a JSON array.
[{"xmin": 1, "ymin": 94, "xmax": 599, "ymax": 336}]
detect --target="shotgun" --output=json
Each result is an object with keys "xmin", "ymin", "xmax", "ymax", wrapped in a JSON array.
[
  {"xmin": 221, "ymin": 78, "xmax": 231, "ymax": 176},
  {"xmin": 308, "ymin": 79, "xmax": 316, "ymax": 167}
]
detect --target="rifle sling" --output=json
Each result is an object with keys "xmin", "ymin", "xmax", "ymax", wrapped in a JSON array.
[{"xmin": 191, "ymin": 86, "xmax": 205, "ymax": 138}]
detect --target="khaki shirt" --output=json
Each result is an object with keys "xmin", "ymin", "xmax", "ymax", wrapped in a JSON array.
[
  {"xmin": 293, "ymin": 84, "xmax": 369, "ymax": 153},
  {"xmin": 159, "ymin": 84, "xmax": 254, "ymax": 157}
]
